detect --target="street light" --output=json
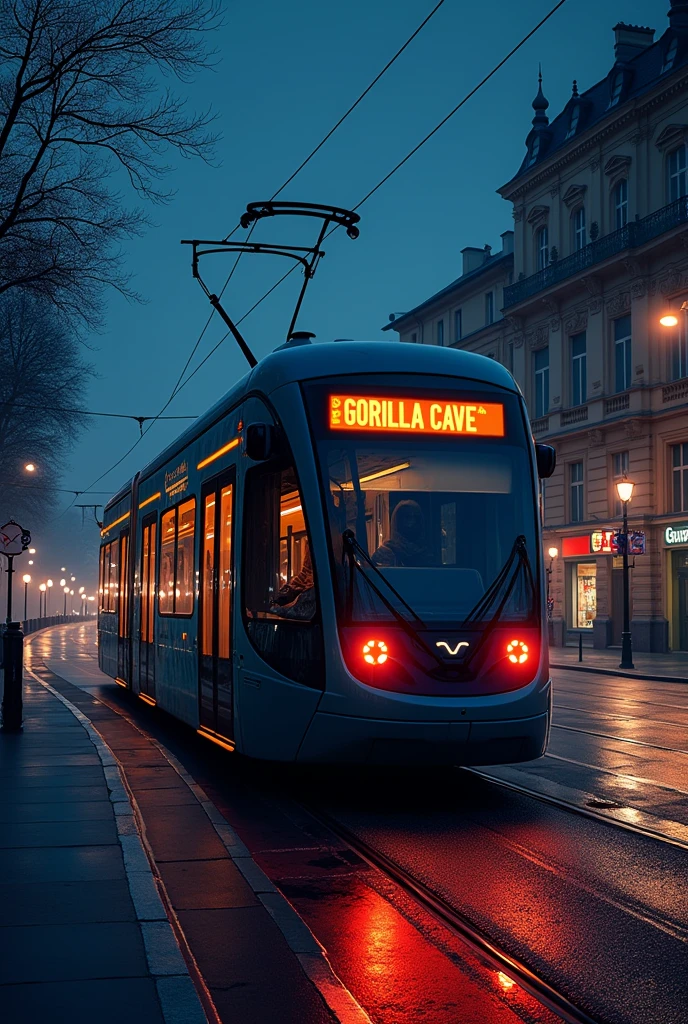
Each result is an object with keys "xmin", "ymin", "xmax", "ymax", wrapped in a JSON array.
[
  {"xmin": 39, "ymin": 582, "xmax": 46, "ymax": 618},
  {"xmin": 29, "ymin": 548, "xmax": 35, "ymax": 554},
  {"xmin": 46, "ymin": 578, "xmax": 53, "ymax": 615},
  {"xmin": 24, "ymin": 463, "xmax": 36, "ymax": 473},
  {"xmin": 615, "ymin": 476, "xmax": 636, "ymax": 670},
  {"xmin": 70, "ymin": 576, "xmax": 75, "ymax": 582},
  {"xmin": 78, "ymin": 586, "xmax": 85, "ymax": 595},
  {"xmin": 63, "ymin": 585, "xmax": 70, "ymax": 615},
  {"xmin": 22, "ymin": 574, "xmax": 31, "ymax": 619},
  {"xmin": 546, "ymin": 546, "xmax": 558, "ymax": 620},
  {"xmin": 59, "ymin": 578, "xmax": 66, "ymax": 587}
]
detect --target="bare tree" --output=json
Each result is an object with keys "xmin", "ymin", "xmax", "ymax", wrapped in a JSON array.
[
  {"xmin": 0, "ymin": 0, "xmax": 221, "ymax": 330},
  {"xmin": 0, "ymin": 291, "xmax": 93, "ymax": 523}
]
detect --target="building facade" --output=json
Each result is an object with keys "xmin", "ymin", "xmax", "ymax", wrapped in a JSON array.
[{"xmin": 385, "ymin": 3, "xmax": 688, "ymax": 651}]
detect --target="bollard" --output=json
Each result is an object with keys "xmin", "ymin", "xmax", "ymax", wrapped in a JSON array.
[
  {"xmin": 1, "ymin": 621, "xmax": 24, "ymax": 732},
  {"xmin": 578, "ymin": 633, "xmax": 583, "ymax": 662}
]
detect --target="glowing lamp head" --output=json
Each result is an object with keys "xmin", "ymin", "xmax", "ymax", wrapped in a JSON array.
[
  {"xmin": 506, "ymin": 639, "xmax": 529, "ymax": 665},
  {"xmin": 22, "ymin": 574, "xmax": 31, "ymax": 584},
  {"xmin": 616, "ymin": 478, "xmax": 635, "ymax": 504},
  {"xmin": 59, "ymin": 578, "xmax": 66, "ymax": 587},
  {"xmin": 660, "ymin": 314, "xmax": 679, "ymax": 328},
  {"xmin": 29, "ymin": 548, "xmax": 35, "ymax": 554},
  {"xmin": 78, "ymin": 586, "xmax": 85, "ymax": 594},
  {"xmin": 547, "ymin": 546, "xmax": 558, "ymax": 559},
  {"xmin": 39, "ymin": 583, "xmax": 46, "ymax": 593},
  {"xmin": 362, "ymin": 639, "xmax": 389, "ymax": 666},
  {"xmin": 64, "ymin": 586, "xmax": 70, "ymax": 593},
  {"xmin": 24, "ymin": 463, "xmax": 35, "ymax": 472},
  {"xmin": 47, "ymin": 579, "xmax": 53, "ymax": 588}
]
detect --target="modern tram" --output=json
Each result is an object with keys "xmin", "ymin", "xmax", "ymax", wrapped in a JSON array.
[{"xmin": 98, "ymin": 339, "xmax": 556, "ymax": 764}]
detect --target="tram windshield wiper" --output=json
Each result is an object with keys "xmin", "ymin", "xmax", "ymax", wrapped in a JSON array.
[
  {"xmin": 341, "ymin": 530, "xmax": 444, "ymax": 666},
  {"xmin": 459, "ymin": 535, "xmax": 537, "ymax": 661}
]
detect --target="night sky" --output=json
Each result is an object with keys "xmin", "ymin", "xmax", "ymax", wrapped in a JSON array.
[{"xmin": 25, "ymin": 0, "xmax": 669, "ymax": 611}]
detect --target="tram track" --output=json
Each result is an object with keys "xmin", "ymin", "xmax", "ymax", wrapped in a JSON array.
[{"xmin": 301, "ymin": 803, "xmax": 601, "ymax": 1024}]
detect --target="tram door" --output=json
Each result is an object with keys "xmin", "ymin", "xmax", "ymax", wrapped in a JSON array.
[
  {"xmin": 199, "ymin": 469, "xmax": 235, "ymax": 739},
  {"xmin": 139, "ymin": 514, "xmax": 157, "ymax": 697},
  {"xmin": 117, "ymin": 529, "xmax": 130, "ymax": 681}
]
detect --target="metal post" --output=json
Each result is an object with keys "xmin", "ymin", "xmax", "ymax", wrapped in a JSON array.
[
  {"xmin": 578, "ymin": 632, "xmax": 583, "ymax": 662},
  {"xmin": 620, "ymin": 500, "xmax": 634, "ymax": 669},
  {"xmin": 2, "ymin": 619, "xmax": 24, "ymax": 731},
  {"xmin": 24, "ymin": 582, "xmax": 28, "ymax": 620},
  {"xmin": 5, "ymin": 554, "xmax": 14, "ymax": 622}
]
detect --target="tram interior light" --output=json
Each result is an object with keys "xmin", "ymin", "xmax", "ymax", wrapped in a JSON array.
[
  {"xmin": 362, "ymin": 639, "xmax": 389, "ymax": 666},
  {"xmin": 506, "ymin": 639, "xmax": 529, "ymax": 665}
]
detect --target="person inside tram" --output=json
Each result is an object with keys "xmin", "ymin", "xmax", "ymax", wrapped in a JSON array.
[
  {"xmin": 271, "ymin": 545, "xmax": 315, "ymax": 619},
  {"xmin": 372, "ymin": 499, "xmax": 434, "ymax": 567}
]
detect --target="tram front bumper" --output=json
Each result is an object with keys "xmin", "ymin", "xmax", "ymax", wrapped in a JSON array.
[{"xmin": 297, "ymin": 710, "xmax": 549, "ymax": 765}]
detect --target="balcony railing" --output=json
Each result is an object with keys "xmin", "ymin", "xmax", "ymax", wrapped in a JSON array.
[
  {"xmin": 531, "ymin": 415, "xmax": 549, "ymax": 434},
  {"xmin": 662, "ymin": 379, "xmax": 688, "ymax": 403},
  {"xmin": 561, "ymin": 405, "xmax": 588, "ymax": 426},
  {"xmin": 604, "ymin": 393, "xmax": 630, "ymax": 414},
  {"xmin": 504, "ymin": 196, "xmax": 688, "ymax": 308}
]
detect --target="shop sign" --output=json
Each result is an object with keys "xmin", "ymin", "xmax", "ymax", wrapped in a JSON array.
[
  {"xmin": 563, "ymin": 529, "xmax": 646, "ymax": 557},
  {"xmin": 665, "ymin": 523, "xmax": 688, "ymax": 546},
  {"xmin": 615, "ymin": 531, "xmax": 646, "ymax": 555},
  {"xmin": 591, "ymin": 530, "xmax": 616, "ymax": 553}
]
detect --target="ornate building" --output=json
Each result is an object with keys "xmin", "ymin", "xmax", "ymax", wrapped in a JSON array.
[{"xmin": 385, "ymin": 3, "xmax": 688, "ymax": 651}]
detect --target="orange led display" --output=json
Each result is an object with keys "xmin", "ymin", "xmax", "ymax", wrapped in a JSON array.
[{"xmin": 329, "ymin": 395, "xmax": 505, "ymax": 437}]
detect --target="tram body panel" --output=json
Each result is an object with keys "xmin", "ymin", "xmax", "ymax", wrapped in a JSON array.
[
  {"xmin": 97, "ymin": 342, "xmax": 554, "ymax": 765},
  {"xmin": 98, "ymin": 492, "xmax": 132, "ymax": 682}
]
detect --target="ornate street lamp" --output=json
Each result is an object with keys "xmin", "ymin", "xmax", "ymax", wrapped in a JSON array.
[{"xmin": 616, "ymin": 477, "xmax": 635, "ymax": 669}]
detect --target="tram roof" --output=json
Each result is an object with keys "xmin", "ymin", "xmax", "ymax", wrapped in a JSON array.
[{"xmin": 105, "ymin": 341, "xmax": 518, "ymax": 511}]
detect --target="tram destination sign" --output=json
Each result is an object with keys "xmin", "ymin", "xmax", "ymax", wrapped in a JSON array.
[{"xmin": 329, "ymin": 395, "xmax": 505, "ymax": 436}]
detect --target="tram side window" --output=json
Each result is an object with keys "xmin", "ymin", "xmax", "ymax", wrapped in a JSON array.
[
  {"xmin": 159, "ymin": 498, "xmax": 196, "ymax": 616},
  {"xmin": 243, "ymin": 459, "xmax": 324, "ymax": 688},
  {"xmin": 99, "ymin": 541, "xmax": 119, "ymax": 613},
  {"xmin": 118, "ymin": 533, "xmax": 129, "ymax": 638},
  {"xmin": 141, "ymin": 518, "xmax": 157, "ymax": 642}
]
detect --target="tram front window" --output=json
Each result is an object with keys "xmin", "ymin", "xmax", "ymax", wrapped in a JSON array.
[{"xmin": 320, "ymin": 443, "xmax": 538, "ymax": 626}]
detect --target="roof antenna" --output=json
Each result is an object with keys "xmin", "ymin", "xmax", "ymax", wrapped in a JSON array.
[{"xmin": 182, "ymin": 202, "xmax": 360, "ymax": 369}]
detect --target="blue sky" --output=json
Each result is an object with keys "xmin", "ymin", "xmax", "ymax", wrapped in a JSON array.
[{"xmin": 32, "ymin": 0, "xmax": 670, "ymax": 599}]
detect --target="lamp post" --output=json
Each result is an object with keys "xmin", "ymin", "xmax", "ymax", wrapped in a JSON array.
[
  {"xmin": 22, "ymin": 575, "xmax": 30, "ymax": 619},
  {"xmin": 39, "ymin": 583, "xmax": 46, "ymax": 617},
  {"xmin": 546, "ymin": 546, "xmax": 558, "ymax": 620},
  {"xmin": 63, "ymin": 585, "xmax": 70, "ymax": 616},
  {"xmin": 616, "ymin": 477, "xmax": 635, "ymax": 670},
  {"xmin": 46, "ymin": 578, "xmax": 53, "ymax": 615}
]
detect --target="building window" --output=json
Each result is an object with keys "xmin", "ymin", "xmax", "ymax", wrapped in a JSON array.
[
  {"xmin": 534, "ymin": 347, "xmax": 549, "ymax": 419},
  {"xmin": 668, "ymin": 144, "xmax": 687, "ymax": 202},
  {"xmin": 571, "ymin": 332, "xmax": 587, "ymax": 406},
  {"xmin": 536, "ymin": 225, "xmax": 549, "ymax": 271},
  {"xmin": 574, "ymin": 562, "xmax": 597, "ymax": 628},
  {"xmin": 662, "ymin": 36, "xmax": 678, "ymax": 73},
  {"xmin": 672, "ymin": 443, "xmax": 688, "ymax": 512},
  {"xmin": 614, "ymin": 314, "xmax": 632, "ymax": 392},
  {"xmin": 614, "ymin": 178, "xmax": 628, "ymax": 229},
  {"xmin": 573, "ymin": 206, "xmax": 586, "ymax": 250},
  {"xmin": 485, "ymin": 292, "xmax": 494, "ymax": 325},
  {"xmin": 609, "ymin": 71, "xmax": 624, "ymax": 108},
  {"xmin": 454, "ymin": 309, "xmax": 462, "ymax": 342},
  {"xmin": 565, "ymin": 104, "xmax": 580, "ymax": 140},
  {"xmin": 436, "ymin": 319, "xmax": 444, "ymax": 346},
  {"xmin": 669, "ymin": 312, "xmax": 688, "ymax": 381},
  {"xmin": 158, "ymin": 497, "xmax": 196, "ymax": 616},
  {"xmin": 570, "ymin": 462, "xmax": 584, "ymax": 522},
  {"xmin": 527, "ymin": 135, "xmax": 541, "ymax": 168},
  {"xmin": 612, "ymin": 451, "xmax": 629, "ymax": 516}
]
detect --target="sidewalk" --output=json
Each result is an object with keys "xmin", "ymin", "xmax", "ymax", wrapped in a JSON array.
[
  {"xmin": 551, "ymin": 645, "xmax": 688, "ymax": 683},
  {"xmin": 0, "ymin": 672, "xmax": 206, "ymax": 1023}
]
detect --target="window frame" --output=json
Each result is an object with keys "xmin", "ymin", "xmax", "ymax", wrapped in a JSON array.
[
  {"xmin": 671, "ymin": 442, "xmax": 688, "ymax": 513},
  {"xmin": 536, "ymin": 225, "xmax": 549, "ymax": 271},
  {"xmin": 118, "ymin": 529, "xmax": 129, "ymax": 639},
  {"xmin": 662, "ymin": 35, "xmax": 678, "ymax": 73},
  {"xmin": 614, "ymin": 178, "xmax": 628, "ymax": 229},
  {"xmin": 454, "ymin": 309, "xmax": 462, "ymax": 343},
  {"xmin": 157, "ymin": 494, "xmax": 197, "ymax": 618},
  {"xmin": 570, "ymin": 332, "xmax": 587, "ymax": 407},
  {"xmin": 609, "ymin": 71, "xmax": 624, "ymax": 108},
  {"xmin": 140, "ymin": 512, "xmax": 157, "ymax": 644},
  {"xmin": 572, "ymin": 206, "xmax": 586, "ymax": 250},
  {"xmin": 668, "ymin": 308, "xmax": 688, "ymax": 381},
  {"xmin": 533, "ymin": 346, "xmax": 550, "ymax": 419},
  {"xmin": 436, "ymin": 318, "xmax": 444, "ymax": 346},
  {"xmin": 668, "ymin": 144, "xmax": 687, "ymax": 203},
  {"xmin": 570, "ymin": 461, "xmax": 585, "ymax": 523},
  {"xmin": 485, "ymin": 291, "xmax": 494, "ymax": 326},
  {"xmin": 613, "ymin": 314, "xmax": 632, "ymax": 393},
  {"xmin": 565, "ymin": 104, "xmax": 580, "ymax": 140},
  {"xmin": 527, "ymin": 135, "xmax": 541, "ymax": 168}
]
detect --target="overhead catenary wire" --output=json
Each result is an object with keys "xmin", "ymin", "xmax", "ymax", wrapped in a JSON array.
[
  {"xmin": 171, "ymin": 0, "xmax": 569, "ymax": 396},
  {"xmin": 0, "ymin": 401, "xmax": 196, "ymax": 422},
  {"xmin": 54, "ymin": 1, "xmax": 449, "ymax": 514}
]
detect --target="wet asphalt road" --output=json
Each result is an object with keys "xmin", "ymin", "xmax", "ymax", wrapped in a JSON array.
[{"xmin": 28, "ymin": 624, "xmax": 688, "ymax": 1024}]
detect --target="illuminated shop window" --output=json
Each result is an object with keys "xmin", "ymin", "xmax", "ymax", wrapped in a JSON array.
[{"xmin": 574, "ymin": 562, "xmax": 596, "ymax": 629}]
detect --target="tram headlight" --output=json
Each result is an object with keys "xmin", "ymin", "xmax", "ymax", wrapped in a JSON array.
[
  {"xmin": 362, "ymin": 639, "xmax": 388, "ymax": 666},
  {"xmin": 506, "ymin": 639, "xmax": 529, "ymax": 665}
]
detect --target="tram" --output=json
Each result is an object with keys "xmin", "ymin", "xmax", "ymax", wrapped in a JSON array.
[{"xmin": 98, "ymin": 338, "xmax": 556, "ymax": 764}]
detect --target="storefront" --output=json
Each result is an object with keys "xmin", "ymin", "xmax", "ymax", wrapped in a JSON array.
[
  {"xmin": 665, "ymin": 522, "xmax": 688, "ymax": 651},
  {"xmin": 559, "ymin": 529, "xmax": 638, "ymax": 646}
]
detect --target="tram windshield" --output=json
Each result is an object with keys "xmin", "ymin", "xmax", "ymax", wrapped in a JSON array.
[{"xmin": 306, "ymin": 383, "xmax": 539, "ymax": 626}]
